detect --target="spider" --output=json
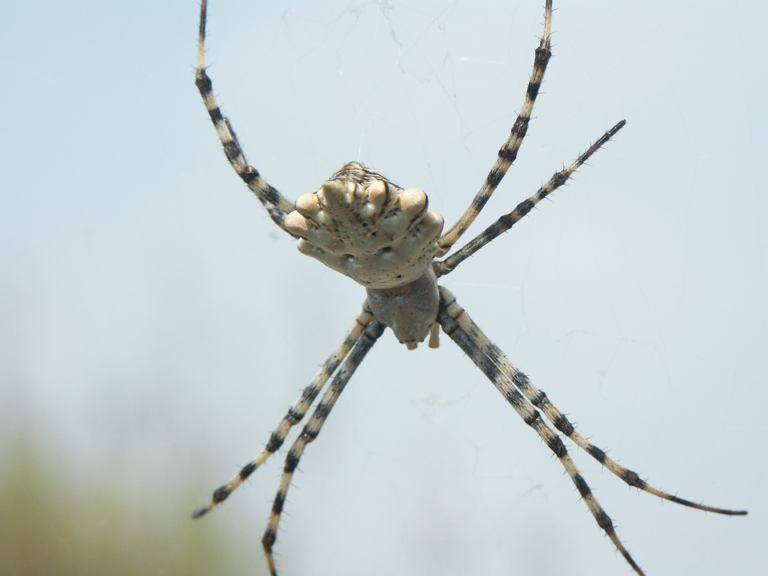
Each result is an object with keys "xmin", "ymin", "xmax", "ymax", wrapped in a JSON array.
[{"xmin": 191, "ymin": 1, "xmax": 747, "ymax": 574}]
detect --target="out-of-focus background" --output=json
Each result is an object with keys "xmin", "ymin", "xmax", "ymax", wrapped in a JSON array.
[{"xmin": 1, "ymin": 1, "xmax": 765, "ymax": 574}]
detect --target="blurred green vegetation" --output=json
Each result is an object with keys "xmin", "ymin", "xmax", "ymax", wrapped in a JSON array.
[{"xmin": 0, "ymin": 437, "xmax": 259, "ymax": 576}]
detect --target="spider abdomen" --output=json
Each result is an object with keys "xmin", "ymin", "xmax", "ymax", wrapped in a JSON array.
[{"xmin": 283, "ymin": 162, "xmax": 444, "ymax": 289}]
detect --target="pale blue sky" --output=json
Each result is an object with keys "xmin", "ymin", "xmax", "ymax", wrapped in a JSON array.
[{"xmin": 1, "ymin": 1, "xmax": 765, "ymax": 575}]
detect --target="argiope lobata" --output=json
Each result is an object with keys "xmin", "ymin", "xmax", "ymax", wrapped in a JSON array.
[{"xmin": 191, "ymin": 1, "xmax": 747, "ymax": 574}]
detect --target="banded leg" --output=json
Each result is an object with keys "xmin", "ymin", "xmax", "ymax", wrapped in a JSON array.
[
  {"xmin": 437, "ymin": 287, "xmax": 645, "ymax": 576},
  {"xmin": 443, "ymin": 288, "xmax": 747, "ymax": 516},
  {"xmin": 196, "ymin": 0, "xmax": 294, "ymax": 229},
  {"xmin": 262, "ymin": 321, "xmax": 385, "ymax": 576},
  {"xmin": 192, "ymin": 307, "xmax": 375, "ymax": 519},
  {"xmin": 437, "ymin": 0, "xmax": 553, "ymax": 256},
  {"xmin": 436, "ymin": 119, "xmax": 626, "ymax": 276}
]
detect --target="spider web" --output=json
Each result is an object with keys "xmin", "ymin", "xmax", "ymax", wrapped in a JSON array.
[
  {"xmin": 227, "ymin": 3, "xmax": 668, "ymax": 574},
  {"xmin": 2, "ymin": 1, "xmax": 761, "ymax": 575}
]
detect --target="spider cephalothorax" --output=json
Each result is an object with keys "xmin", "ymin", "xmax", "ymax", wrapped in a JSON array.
[{"xmin": 192, "ymin": 1, "xmax": 746, "ymax": 575}]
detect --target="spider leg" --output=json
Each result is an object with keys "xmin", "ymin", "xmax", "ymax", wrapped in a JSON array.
[
  {"xmin": 436, "ymin": 0, "xmax": 553, "ymax": 256},
  {"xmin": 262, "ymin": 320, "xmax": 385, "ymax": 576},
  {"xmin": 440, "ymin": 288, "xmax": 747, "ymax": 516},
  {"xmin": 437, "ymin": 287, "xmax": 645, "ymax": 576},
  {"xmin": 192, "ymin": 306, "xmax": 375, "ymax": 519},
  {"xmin": 196, "ymin": 0, "xmax": 294, "ymax": 229},
  {"xmin": 436, "ymin": 119, "xmax": 626, "ymax": 276}
]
